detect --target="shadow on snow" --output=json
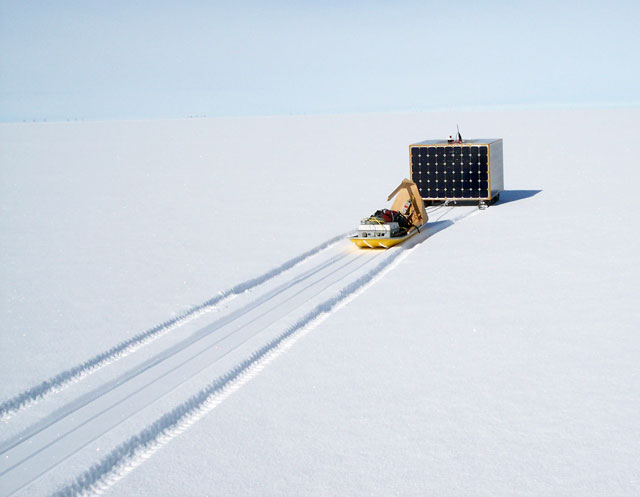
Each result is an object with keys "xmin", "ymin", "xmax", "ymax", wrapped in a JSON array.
[{"xmin": 495, "ymin": 189, "xmax": 542, "ymax": 206}]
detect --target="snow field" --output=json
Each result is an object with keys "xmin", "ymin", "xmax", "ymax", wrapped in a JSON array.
[
  {"xmin": 1, "ymin": 210, "xmax": 470, "ymax": 496},
  {"xmin": 1, "ymin": 106, "xmax": 639, "ymax": 496}
]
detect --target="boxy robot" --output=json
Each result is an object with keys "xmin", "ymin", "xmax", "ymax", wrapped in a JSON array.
[
  {"xmin": 410, "ymin": 131, "xmax": 504, "ymax": 208},
  {"xmin": 349, "ymin": 130, "xmax": 504, "ymax": 249}
]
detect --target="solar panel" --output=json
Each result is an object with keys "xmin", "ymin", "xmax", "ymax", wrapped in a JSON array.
[{"xmin": 409, "ymin": 139, "xmax": 503, "ymax": 203}]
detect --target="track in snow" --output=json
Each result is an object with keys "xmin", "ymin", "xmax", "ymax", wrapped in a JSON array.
[
  {"xmin": 0, "ymin": 208, "xmax": 476, "ymax": 497},
  {"xmin": 0, "ymin": 232, "xmax": 348, "ymax": 420}
]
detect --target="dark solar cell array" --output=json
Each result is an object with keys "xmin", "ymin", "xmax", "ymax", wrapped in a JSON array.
[{"xmin": 410, "ymin": 146, "xmax": 489, "ymax": 199}]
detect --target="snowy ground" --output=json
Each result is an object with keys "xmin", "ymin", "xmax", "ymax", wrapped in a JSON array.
[{"xmin": 1, "ymin": 107, "xmax": 639, "ymax": 496}]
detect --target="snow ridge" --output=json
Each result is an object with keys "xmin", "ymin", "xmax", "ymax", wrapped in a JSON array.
[
  {"xmin": 0, "ymin": 232, "xmax": 348, "ymax": 419},
  {"xmin": 51, "ymin": 242, "xmax": 414, "ymax": 497}
]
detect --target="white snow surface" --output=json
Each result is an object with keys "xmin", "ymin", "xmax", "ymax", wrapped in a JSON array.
[{"xmin": 1, "ymin": 107, "xmax": 639, "ymax": 496}]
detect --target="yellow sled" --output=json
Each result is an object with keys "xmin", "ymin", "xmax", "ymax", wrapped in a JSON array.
[
  {"xmin": 350, "ymin": 226, "xmax": 426, "ymax": 249},
  {"xmin": 349, "ymin": 179, "xmax": 428, "ymax": 249}
]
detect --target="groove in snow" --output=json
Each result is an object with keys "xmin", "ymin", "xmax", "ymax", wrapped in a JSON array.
[
  {"xmin": 52, "ymin": 250, "xmax": 405, "ymax": 497},
  {"xmin": 50, "ymin": 219, "xmax": 463, "ymax": 497},
  {"xmin": 0, "ymin": 232, "xmax": 348, "ymax": 420}
]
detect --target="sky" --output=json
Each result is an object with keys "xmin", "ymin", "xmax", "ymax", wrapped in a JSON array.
[{"xmin": 1, "ymin": 0, "xmax": 639, "ymax": 122}]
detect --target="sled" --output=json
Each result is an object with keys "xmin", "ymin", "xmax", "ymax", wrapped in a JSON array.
[{"xmin": 349, "ymin": 179, "xmax": 428, "ymax": 249}]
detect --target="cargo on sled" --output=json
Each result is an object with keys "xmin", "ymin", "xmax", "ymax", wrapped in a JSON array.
[{"xmin": 349, "ymin": 179, "xmax": 428, "ymax": 249}]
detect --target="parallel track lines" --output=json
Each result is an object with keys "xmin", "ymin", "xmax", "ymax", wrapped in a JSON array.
[
  {"xmin": 1, "ymin": 247, "xmax": 386, "ymax": 497},
  {"xmin": 50, "ymin": 238, "xmax": 419, "ymax": 497},
  {"xmin": 0, "ymin": 247, "xmax": 355, "ymax": 456},
  {"xmin": 1, "ymin": 207, "xmax": 478, "ymax": 497},
  {"xmin": 0, "ymin": 233, "xmax": 349, "ymax": 419}
]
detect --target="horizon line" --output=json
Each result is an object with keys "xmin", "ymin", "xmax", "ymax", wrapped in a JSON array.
[{"xmin": 1, "ymin": 100, "xmax": 638, "ymax": 125}]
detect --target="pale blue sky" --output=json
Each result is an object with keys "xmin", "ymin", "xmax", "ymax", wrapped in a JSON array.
[{"xmin": 1, "ymin": 0, "xmax": 638, "ymax": 122}]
